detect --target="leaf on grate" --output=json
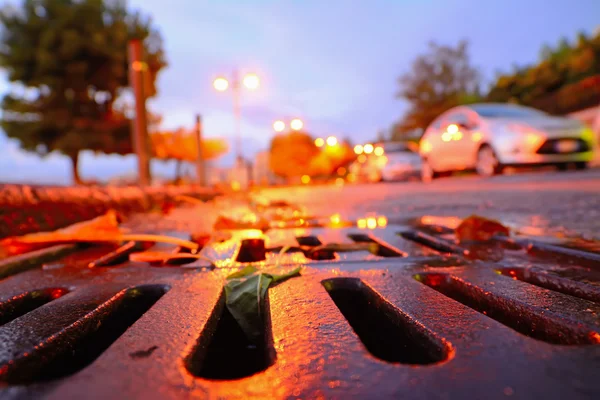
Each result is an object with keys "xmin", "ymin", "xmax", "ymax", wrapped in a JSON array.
[
  {"xmin": 224, "ymin": 266, "xmax": 301, "ymax": 343},
  {"xmin": 455, "ymin": 215, "xmax": 510, "ymax": 243},
  {"xmin": 213, "ymin": 215, "xmax": 270, "ymax": 231},
  {"xmin": 313, "ymin": 242, "xmax": 379, "ymax": 253},
  {"xmin": 0, "ymin": 210, "xmax": 199, "ymax": 257},
  {"xmin": 129, "ymin": 251, "xmax": 214, "ymax": 266}
]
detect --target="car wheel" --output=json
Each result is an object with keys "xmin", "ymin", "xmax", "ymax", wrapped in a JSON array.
[
  {"xmin": 575, "ymin": 161, "xmax": 589, "ymax": 170},
  {"xmin": 476, "ymin": 145, "xmax": 501, "ymax": 177},
  {"xmin": 421, "ymin": 159, "xmax": 437, "ymax": 182},
  {"xmin": 556, "ymin": 163, "xmax": 569, "ymax": 171}
]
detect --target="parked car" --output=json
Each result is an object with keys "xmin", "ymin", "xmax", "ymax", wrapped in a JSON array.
[
  {"xmin": 349, "ymin": 142, "xmax": 422, "ymax": 182},
  {"xmin": 419, "ymin": 103, "xmax": 597, "ymax": 181}
]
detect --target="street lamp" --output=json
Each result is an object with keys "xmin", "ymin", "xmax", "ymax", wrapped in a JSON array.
[
  {"xmin": 326, "ymin": 136, "xmax": 338, "ymax": 146},
  {"xmin": 290, "ymin": 118, "xmax": 304, "ymax": 131},
  {"xmin": 213, "ymin": 77, "xmax": 229, "ymax": 92},
  {"xmin": 272, "ymin": 118, "xmax": 304, "ymax": 133},
  {"xmin": 315, "ymin": 137, "xmax": 325, "ymax": 147},
  {"xmin": 242, "ymin": 73, "xmax": 260, "ymax": 90},
  {"xmin": 212, "ymin": 71, "xmax": 260, "ymax": 163},
  {"xmin": 273, "ymin": 120, "xmax": 285, "ymax": 132}
]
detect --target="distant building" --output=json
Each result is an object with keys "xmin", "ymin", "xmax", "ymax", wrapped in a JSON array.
[{"xmin": 254, "ymin": 151, "xmax": 280, "ymax": 186}]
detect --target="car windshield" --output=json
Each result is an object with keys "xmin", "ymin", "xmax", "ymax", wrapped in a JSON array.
[{"xmin": 471, "ymin": 104, "xmax": 547, "ymax": 118}]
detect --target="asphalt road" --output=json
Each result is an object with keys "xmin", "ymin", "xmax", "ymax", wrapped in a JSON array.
[{"xmin": 257, "ymin": 169, "xmax": 600, "ymax": 240}]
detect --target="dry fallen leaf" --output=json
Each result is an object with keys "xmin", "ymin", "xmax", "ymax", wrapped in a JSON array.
[
  {"xmin": 213, "ymin": 215, "xmax": 269, "ymax": 231},
  {"xmin": 0, "ymin": 210, "xmax": 198, "ymax": 256},
  {"xmin": 129, "ymin": 251, "xmax": 211, "ymax": 265},
  {"xmin": 455, "ymin": 215, "xmax": 510, "ymax": 243}
]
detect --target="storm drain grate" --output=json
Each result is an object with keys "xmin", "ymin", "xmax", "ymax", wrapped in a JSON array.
[{"xmin": 0, "ymin": 217, "xmax": 599, "ymax": 399}]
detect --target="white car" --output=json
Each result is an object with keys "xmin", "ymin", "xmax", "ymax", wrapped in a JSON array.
[
  {"xmin": 419, "ymin": 103, "xmax": 597, "ymax": 180},
  {"xmin": 349, "ymin": 142, "xmax": 421, "ymax": 182}
]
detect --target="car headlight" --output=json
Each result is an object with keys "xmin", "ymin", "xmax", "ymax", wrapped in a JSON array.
[
  {"xmin": 420, "ymin": 139, "xmax": 432, "ymax": 154},
  {"xmin": 507, "ymin": 123, "xmax": 546, "ymax": 151},
  {"xmin": 581, "ymin": 127, "xmax": 596, "ymax": 147}
]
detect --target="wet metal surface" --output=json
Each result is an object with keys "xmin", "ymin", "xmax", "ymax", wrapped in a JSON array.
[{"xmin": 0, "ymin": 207, "xmax": 600, "ymax": 399}]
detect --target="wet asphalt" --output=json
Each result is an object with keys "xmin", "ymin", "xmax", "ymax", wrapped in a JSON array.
[{"xmin": 256, "ymin": 168, "xmax": 600, "ymax": 240}]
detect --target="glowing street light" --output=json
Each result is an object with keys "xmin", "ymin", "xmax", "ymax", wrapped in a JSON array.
[
  {"xmin": 290, "ymin": 118, "xmax": 304, "ymax": 131},
  {"xmin": 274, "ymin": 118, "xmax": 304, "ymax": 133},
  {"xmin": 354, "ymin": 144, "xmax": 364, "ymax": 154},
  {"xmin": 242, "ymin": 73, "xmax": 260, "ymax": 90},
  {"xmin": 363, "ymin": 143, "xmax": 374, "ymax": 154},
  {"xmin": 374, "ymin": 146, "xmax": 384, "ymax": 156},
  {"xmin": 326, "ymin": 136, "xmax": 338, "ymax": 146},
  {"xmin": 273, "ymin": 120, "xmax": 285, "ymax": 132},
  {"xmin": 213, "ymin": 77, "xmax": 229, "ymax": 92},
  {"xmin": 315, "ymin": 137, "xmax": 325, "ymax": 147}
]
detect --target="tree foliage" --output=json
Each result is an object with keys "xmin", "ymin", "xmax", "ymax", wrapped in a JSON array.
[
  {"xmin": 150, "ymin": 129, "xmax": 228, "ymax": 162},
  {"xmin": 150, "ymin": 128, "xmax": 228, "ymax": 179},
  {"xmin": 486, "ymin": 31, "xmax": 600, "ymax": 114},
  {"xmin": 308, "ymin": 139, "xmax": 354, "ymax": 177},
  {"xmin": 396, "ymin": 40, "xmax": 480, "ymax": 134},
  {"xmin": 269, "ymin": 131, "xmax": 319, "ymax": 179},
  {"xmin": 0, "ymin": 0, "xmax": 166, "ymax": 183}
]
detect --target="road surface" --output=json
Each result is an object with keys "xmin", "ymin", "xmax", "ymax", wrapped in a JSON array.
[{"xmin": 257, "ymin": 169, "xmax": 600, "ymax": 240}]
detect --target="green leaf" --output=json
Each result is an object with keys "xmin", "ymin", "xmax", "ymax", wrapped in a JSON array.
[
  {"xmin": 313, "ymin": 242, "xmax": 379, "ymax": 254},
  {"xmin": 226, "ymin": 265, "xmax": 258, "ymax": 280},
  {"xmin": 264, "ymin": 266, "xmax": 302, "ymax": 283},
  {"xmin": 225, "ymin": 274, "xmax": 273, "ymax": 342},
  {"xmin": 224, "ymin": 266, "xmax": 301, "ymax": 343}
]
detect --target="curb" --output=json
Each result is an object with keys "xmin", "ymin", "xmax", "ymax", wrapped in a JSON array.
[{"xmin": 0, "ymin": 185, "xmax": 221, "ymax": 239}]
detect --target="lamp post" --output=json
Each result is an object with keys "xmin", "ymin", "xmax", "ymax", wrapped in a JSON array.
[{"xmin": 213, "ymin": 71, "xmax": 259, "ymax": 165}]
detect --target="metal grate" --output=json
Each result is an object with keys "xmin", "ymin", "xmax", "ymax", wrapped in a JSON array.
[{"xmin": 1, "ymin": 218, "xmax": 599, "ymax": 399}]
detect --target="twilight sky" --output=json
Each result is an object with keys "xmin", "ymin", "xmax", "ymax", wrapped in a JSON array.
[{"xmin": 0, "ymin": 0, "xmax": 599, "ymax": 184}]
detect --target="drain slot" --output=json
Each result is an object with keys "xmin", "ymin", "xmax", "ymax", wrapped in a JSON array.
[
  {"xmin": 0, "ymin": 244, "xmax": 76, "ymax": 280},
  {"xmin": 524, "ymin": 240, "xmax": 600, "ymax": 268},
  {"xmin": 0, "ymin": 284, "xmax": 168, "ymax": 383},
  {"xmin": 0, "ymin": 288, "xmax": 69, "ymax": 327},
  {"xmin": 296, "ymin": 235, "xmax": 322, "ymax": 246},
  {"xmin": 89, "ymin": 241, "xmax": 141, "ymax": 267},
  {"xmin": 497, "ymin": 267, "xmax": 600, "ymax": 304},
  {"xmin": 348, "ymin": 233, "xmax": 406, "ymax": 257},
  {"xmin": 322, "ymin": 278, "xmax": 450, "ymax": 365},
  {"xmin": 399, "ymin": 231, "xmax": 468, "ymax": 256},
  {"xmin": 186, "ymin": 292, "xmax": 275, "ymax": 380},
  {"xmin": 304, "ymin": 247, "xmax": 337, "ymax": 261},
  {"xmin": 416, "ymin": 273, "xmax": 600, "ymax": 345},
  {"xmin": 236, "ymin": 238, "xmax": 267, "ymax": 262}
]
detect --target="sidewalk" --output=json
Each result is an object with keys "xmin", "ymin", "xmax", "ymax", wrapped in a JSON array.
[{"xmin": 0, "ymin": 184, "xmax": 221, "ymax": 239}]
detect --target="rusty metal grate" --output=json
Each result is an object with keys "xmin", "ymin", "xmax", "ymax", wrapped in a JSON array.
[{"xmin": 1, "ymin": 217, "xmax": 600, "ymax": 399}]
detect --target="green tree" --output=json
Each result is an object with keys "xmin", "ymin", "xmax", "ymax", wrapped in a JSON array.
[
  {"xmin": 395, "ymin": 40, "xmax": 480, "ymax": 133},
  {"xmin": 0, "ymin": 0, "xmax": 166, "ymax": 184},
  {"xmin": 486, "ymin": 30, "xmax": 600, "ymax": 115}
]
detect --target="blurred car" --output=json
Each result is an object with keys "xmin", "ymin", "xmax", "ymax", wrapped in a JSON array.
[
  {"xmin": 419, "ymin": 103, "xmax": 597, "ymax": 180},
  {"xmin": 349, "ymin": 142, "xmax": 422, "ymax": 182}
]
